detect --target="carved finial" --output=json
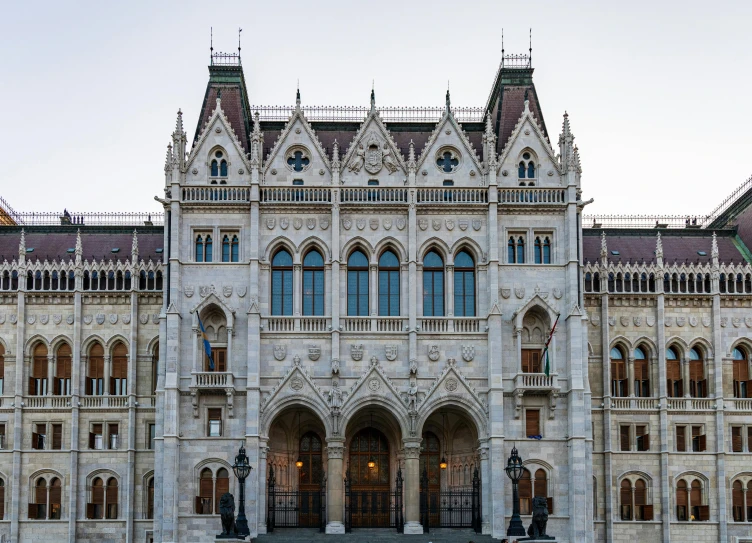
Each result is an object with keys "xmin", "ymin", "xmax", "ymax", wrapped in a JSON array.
[
  {"xmin": 252, "ymin": 111, "xmax": 261, "ymax": 137},
  {"xmin": 295, "ymin": 83, "xmax": 301, "ymax": 110},
  {"xmin": 370, "ymin": 85, "xmax": 376, "ymax": 112},
  {"xmin": 445, "ymin": 87, "xmax": 451, "ymax": 111},
  {"xmin": 573, "ymin": 145, "xmax": 582, "ymax": 173},
  {"xmin": 712, "ymin": 231, "xmax": 719, "ymax": 260},
  {"xmin": 131, "ymin": 229, "xmax": 139, "ymax": 264},
  {"xmin": 561, "ymin": 111, "xmax": 571, "ymax": 138},
  {"xmin": 655, "ymin": 232, "xmax": 663, "ymax": 262},
  {"xmin": 484, "ymin": 115, "xmax": 497, "ymax": 168},
  {"xmin": 600, "ymin": 231, "xmax": 608, "ymax": 263},
  {"xmin": 75, "ymin": 229, "xmax": 82, "ymax": 265},
  {"xmin": 175, "ymin": 109, "xmax": 183, "ymax": 133},
  {"xmin": 18, "ymin": 229, "xmax": 26, "ymax": 261},
  {"xmin": 407, "ymin": 140, "xmax": 416, "ymax": 172},
  {"xmin": 332, "ymin": 140, "xmax": 341, "ymax": 172},
  {"xmin": 164, "ymin": 143, "xmax": 172, "ymax": 172}
]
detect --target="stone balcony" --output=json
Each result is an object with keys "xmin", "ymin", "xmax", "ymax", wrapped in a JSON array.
[
  {"xmin": 189, "ymin": 372, "xmax": 235, "ymax": 418},
  {"xmin": 610, "ymin": 397, "xmax": 660, "ymax": 410},
  {"xmin": 513, "ymin": 373, "xmax": 560, "ymax": 419}
]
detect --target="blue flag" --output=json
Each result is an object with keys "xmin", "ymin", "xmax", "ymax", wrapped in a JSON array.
[{"xmin": 198, "ymin": 316, "xmax": 214, "ymax": 371}]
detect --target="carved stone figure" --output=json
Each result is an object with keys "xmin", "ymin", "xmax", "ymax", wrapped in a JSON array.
[
  {"xmin": 527, "ymin": 496, "xmax": 552, "ymax": 539},
  {"xmin": 382, "ymin": 143, "xmax": 398, "ymax": 174},
  {"xmin": 406, "ymin": 383, "xmax": 418, "ymax": 411},
  {"xmin": 218, "ymin": 492, "xmax": 236, "ymax": 537},
  {"xmin": 348, "ymin": 144, "xmax": 365, "ymax": 173},
  {"xmin": 328, "ymin": 382, "xmax": 343, "ymax": 410}
]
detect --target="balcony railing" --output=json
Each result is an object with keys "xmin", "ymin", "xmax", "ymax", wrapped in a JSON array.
[
  {"xmin": 341, "ymin": 188, "xmax": 408, "ymax": 204},
  {"xmin": 419, "ymin": 317, "xmax": 485, "ymax": 333},
  {"xmin": 260, "ymin": 187, "xmax": 331, "ymax": 204},
  {"xmin": 23, "ymin": 396, "xmax": 70, "ymax": 409},
  {"xmin": 610, "ymin": 397, "xmax": 659, "ymax": 410},
  {"xmin": 79, "ymin": 396, "xmax": 128, "ymax": 408},
  {"xmin": 416, "ymin": 188, "xmax": 488, "ymax": 204},
  {"xmin": 667, "ymin": 398, "xmax": 716, "ymax": 410},
  {"xmin": 264, "ymin": 317, "xmax": 331, "ymax": 333},
  {"xmin": 514, "ymin": 373, "xmax": 557, "ymax": 391},
  {"xmin": 729, "ymin": 398, "xmax": 752, "ymax": 411},
  {"xmin": 182, "ymin": 186, "xmax": 250, "ymax": 203},
  {"xmin": 191, "ymin": 372, "xmax": 234, "ymax": 389},
  {"xmin": 498, "ymin": 188, "xmax": 566, "ymax": 205}
]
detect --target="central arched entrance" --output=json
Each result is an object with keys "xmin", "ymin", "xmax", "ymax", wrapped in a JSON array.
[{"xmin": 348, "ymin": 427, "xmax": 391, "ymax": 527}]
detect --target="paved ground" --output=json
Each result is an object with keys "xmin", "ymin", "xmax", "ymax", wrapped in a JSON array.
[{"xmin": 254, "ymin": 528, "xmax": 501, "ymax": 543}]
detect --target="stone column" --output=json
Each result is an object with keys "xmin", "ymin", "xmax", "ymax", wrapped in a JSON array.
[
  {"xmin": 293, "ymin": 263, "xmax": 302, "ymax": 330},
  {"xmin": 402, "ymin": 439, "xmax": 423, "ymax": 534},
  {"xmin": 47, "ymin": 353, "xmax": 54, "ymax": 396},
  {"xmin": 257, "ymin": 440, "xmax": 268, "ymax": 534},
  {"xmin": 682, "ymin": 357, "xmax": 690, "ymax": 398},
  {"xmin": 627, "ymin": 356, "xmax": 635, "ymax": 397},
  {"xmin": 325, "ymin": 439, "xmax": 346, "ymax": 534},
  {"xmin": 103, "ymin": 355, "xmax": 111, "ymax": 396},
  {"xmin": 446, "ymin": 264, "xmax": 454, "ymax": 332}
]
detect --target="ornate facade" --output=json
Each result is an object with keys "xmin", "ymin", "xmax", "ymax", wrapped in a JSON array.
[{"xmin": 0, "ymin": 50, "xmax": 751, "ymax": 543}]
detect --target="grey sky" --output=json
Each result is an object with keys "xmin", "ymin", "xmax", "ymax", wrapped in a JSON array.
[{"xmin": 1, "ymin": 0, "xmax": 750, "ymax": 216}]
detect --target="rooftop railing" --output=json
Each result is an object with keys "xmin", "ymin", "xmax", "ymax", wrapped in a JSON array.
[
  {"xmin": 251, "ymin": 105, "xmax": 486, "ymax": 123},
  {"xmin": 583, "ymin": 215, "xmax": 708, "ymax": 229},
  {"xmin": 6, "ymin": 211, "xmax": 163, "ymax": 227}
]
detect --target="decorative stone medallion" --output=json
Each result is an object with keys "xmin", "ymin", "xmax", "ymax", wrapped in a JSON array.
[
  {"xmin": 223, "ymin": 286, "xmax": 233, "ymax": 298},
  {"xmin": 370, "ymin": 218, "xmax": 379, "ymax": 230},
  {"xmin": 689, "ymin": 316, "xmax": 698, "ymax": 327},
  {"xmin": 27, "ymin": 315, "xmax": 36, "ymax": 325},
  {"xmin": 342, "ymin": 217, "xmax": 352, "ymax": 230},
  {"xmin": 152, "ymin": 314, "xmax": 159, "ymax": 324},
  {"xmin": 608, "ymin": 316, "xmax": 616, "ymax": 327},
  {"xmin": 721, "ymin": 317, "xmax": 728, "ymax": 327},
  {"xmin": 702, "ymin": 317, "xmax": 711, "ymax": 327},
  {"xmin": 746, "ymin": 317, "xmax": 752, "ymax": 328},
  {"xmin": 514, "ymin": 287, "xmax": 525, "ymax": 299},
  {"xmin": 733, "ymin": 318, "xmax": 742, "ymax": 328},
  {"xmin": 356, "ymin": 218, "xmax": 366, "ymax": 231},
  {"xmin": 237, "ymin": 286, "xmax": 247, "ymax": 298},
  {"xmin": 458, "ymin": 219, "xmax": 469, "ymax": 231},
  {"xmin": 472, "ymin": 219, "xmax": 482, "ymax": 231},
  {"xmin": 351, "ymin": 344, "xmax": 364, "ymax": 361},
  {"xmin": 676, "ymin": 317, "xmax": 686, "ymax": 327},
  {"xmin": 0, "ymin": 314, "xmax": 5, "ymax": 325},
  {"xmin": 620, "ymin": 316, "xmax": 629, "ymax": 327},
  {"xmin": 280, "ymin": 218, "xmax": 289, "ymax": 230},
  {"xmin": 418, "ymin": 219, "xmax": 428, "ymax": 231},
  {"xmin": 385, "ymin": 345, "xmax": 397, "ymax": 361},
  {"xmin": 140, "ymin": 314, "xmax": 149, "ymax": 325},
  {"xmin": 432, "ymin": 219, "xmax": 441, "ymax": 231},
  {"xmin": 273, "ymin": 345, "xmax": 286, "ymax": 361},
  {"xmin": 445, "ymin": 378, "xmax": 459, "ymax": 392},
  {"xmin": 96, "ymin": 314, "xmax": 105, "ymax": 325},
  {"xmin": 445, "ymin": 219, "xmax": 455, "ymax": 231},
  {"xmin": 84, "ymin": 315, "xmax": 93, "ymax": 325},
  {"xmin": 9, "ymin": 314, "xmax": 17, "ymax": 324},
  {"xmin": 397, "ymin": 218, "xmax": 406, "ymax": 231},
  {"xmin": 293, "ymin": 218, "xmax": 303, "ymax": 230},
  {"xmin": 590, "ymin": 314, "xmax": 599, "ymax": 327},
  {"xmin": 428, "ymin": 344, "xmax": 440, "ymax": 361},
  {"xmin": 368, "ymin": 378, "xmax": 381, "ymax": 392},
  {"xmin": 633, "ymin": 316, "xmax": 642, "ymax": 326},
  {"xmin": 122, "ymin": 314, "xmax": 131, "ymax": 324},
  {"xmin": 664, "ymin": 317, "xmax": 673, "ymax": 327},
  {"xmin": 320, "ymin": 218, "xmax": 330, "ymax": 230},
  {"xmin": 290, "ymin": 377, "xmax": 304, "ymax": 391},
  {"xmin": 383, "ymin": 218, "xmax": 392, "ymax": 230},
  {"xmin": 552, "ymin": 288, "xmax": 563, "ymax": 300},
  {"xmin": 66, "ymin": 314, "xmax": 74, "ymax": 325},
  {"xmin": 500, "ymin": 288, "xmax": 511, "ymax": 299},
  {"xmin": 646, "ymin": 316, "xmax": 655, "ymax": 327}
]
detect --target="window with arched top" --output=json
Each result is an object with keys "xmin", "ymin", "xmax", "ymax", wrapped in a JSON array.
[
  {"xmin": 689, "ymin": 347, "xmax": 707, "ymax": 398},
  {"xmin": 423, "ymin": 251, "xmax": 445, "ymax": 317},
  {"xmin": 378, "ymin": 250, "xmax": 400, "ymax": 316},
  {"xmin": 347, "ymin": 250, "xmax": 369, "ymax": 316},
  {"xmin": 55, "ymin": 344, "xmax": 72, "ymax": 396},
  {"xmin": 197, "ymin": 468, "xmax": 214, "ymax": 514},
  {"xmin": 111, "ymin": 343, "xmax": 128, "ymax": 396},
  {"xmin": 610, "ymin": 346, "xmax": 627, "ymax": 397},
  {"xmin": 195, "ymin": 234, "xmax": 213, "ymax": 262},
  {"xmin": 677, "ymin": 478, "xmax": 708, "ymax": 521},
  {"xmin": 666, "ymin": 347, "xmax": 683, "ymax": 398},
  {"xmin": 146, "ymin": 477, "xmax": 154, "ymax": 519},
  {"xmin": 298, "ymin": 432, "xmax": 323, "ymax": 489},
  {"xmin": 271, "ymin": 249, "xmax": 293, "ymax": 316},
  {"xmin": 210, "ymin": 150, "xmax": 227, "ymax": 178},
  {"xmin": 30, "ymin": 344, "xmax": 48, "ymax": 396},
  {"xmin": 517, "ymin": 467, "xmax": 552, "ymax": 515},
  {"xmin": 302, "ymin": 250, "xmax": 325, "ymax": 316},
  {"xmin": 231, "ymin": 235, "xmax": 239, "ymax": 262},
  {"xmin": 634, "ymin": 347, "xmax": 650, "ymax": 397},
  {"xmin": 620, "ymin": 478, "xmax": 652, "ymax": 520},
  {"xmin": 222, "ymin": 235, "xmax": 230, "ymax": 262},
  {"xmin": 454, "ymin": 250, "xmax": 475, "ymax": 317},
  {"xmin": 30, "ymin": 476, "xmax": 62, "ymax": 520},
  {"xmin": 214, "ymin": 469, "xmax": 229, "ymax": 515},
  {"xmin": 419, "ymin": 432, "xmax": 441, "ymax": 490},
  {"xmin": 733, "ymin": 347, "xmax": 751, "ymax": 399},
  {"xmin": 732, "ymin": 479, "xmax": 749, "ymax": 522},
  {"xmin": 518, "ymin": 151, "xmax": 537, "ymax": 185},
  {"xmin": 87, "ymin": 343, "xmax": 104, "ymax": 396},
  {"xmin": 534, "ymin": 237, "xmax": 552, "ymax": 264}
]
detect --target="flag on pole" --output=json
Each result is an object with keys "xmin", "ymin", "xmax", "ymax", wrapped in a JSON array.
[
  {"xmin": 198, "ymin": 315, "xmax": 214, "ymax": 371},
  {"xmin": 541, "ymin": 315, "xmax": 559, "ymax": 377}
]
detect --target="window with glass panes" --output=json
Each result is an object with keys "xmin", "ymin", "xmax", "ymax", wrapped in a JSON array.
[
  {"xmin": 689, "ymin": 347, "xmax": 707, "ymax": 398},
  {"xmin": 55, "ymin": 344, "xmax": 72, "ymax": 395},
  {"xmin": 271, "ymin": 249, "xmax": 293, "ymax": 315},
  {"xmin": 298, "ymin": 432, "xmax": 324, "ymax": 489},
  {"xmin": 111, "ymin": 343, "xmax": 127, "ymax": 395},
  {"xmin": 634, "ymin": 347, "xmax": 650, "ymax": 397},
  {"xmin": 302, "ymin": 250, "xmax": 325, "ymax": 316},
  {"xmin": 347, "ymin": 250, "xmax": 369, "ymax": 316},
  {"xmin": 30, "ymin": 344, "xmax": 48, "ymax": 396},
  {"xmin": 87, "ymin": 344, "xmax": 105, "ymax": 395},
  {"xmin": 666, "ymin": 347, "xmax": 683, "ymax": 397},
  {"xmin": 422, "ymin": 251, "xmax": 444, "ymax": 316},
  {"xmin": 378, "ymin": 250, "xmax": 400, "ymax": 316},
  {"xmin": 610, "ymin": 347, "xmax": 627, "ymax": 397},
  {"xmin": 453, "ymin": 250, "xmax": 475, "ymax": 316},
  {"xmin": 733, "ymin": 348, "xmax": 751, "ymax": 398}
]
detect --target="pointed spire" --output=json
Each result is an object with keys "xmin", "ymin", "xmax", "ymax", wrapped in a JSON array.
[
  {"xmin": 407, "ymin": 140, "xmax": 416, "ymax": 173},
  {"xmin": 600, "ymin": 231, "xmax": 608, "ymax": 264},
  {"xmin": 331, "ymin": 140, "xmax": 341, "ymax": 173},
  {"xmin": 655, "ymin": 232, "xmax": 663, "ymax": 266},
  {"xmin": 175, "ymin": 109, "xmax": 184, "ymax": 134},
  {"xmin": 164, "ymin": 143, "xmax": 173, "ymax": 172},
  {"xmin": 18, "ymin": 229, "xmax": 26, "ymax": 261},
  {"xmin": 484, "ymin": 114, "xmax": 497, "ymax": 168},
  {"xmin": 131, "ymin": 229, "xmax": 139, "ymax": 264},
  {"xmin": 561, "ymin": 111, "xmax": 571, "ymax": 139},
  {"xmin": 559, "ymin": 111, "xmax": 576, "ymax": 171},
  {"xmin": 251, "ymin": 111, "xmax": 262, "ymax": 168},
  {"xmin": 75, "ymin": 229, "xmax": 82, "ymax": 265}
]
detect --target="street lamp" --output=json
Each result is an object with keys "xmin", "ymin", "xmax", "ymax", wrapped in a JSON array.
[
  {"xmin": 232, "ymin": 445, "xmax": 253, "ymax": 537},
  {"xmin": 504, "ymin": 446, "xmax": 526, "ymax": 537}
]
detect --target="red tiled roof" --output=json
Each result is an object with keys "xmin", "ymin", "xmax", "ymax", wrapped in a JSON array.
[
  {"xmin": 495, "ymin": 85, "xmax": 547, "ymax": 154},
  {"xmin": 200, "ymin": 86, "xmax": 250, "ymax": 153}
]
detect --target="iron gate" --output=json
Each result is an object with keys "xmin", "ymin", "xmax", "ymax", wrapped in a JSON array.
[
  {"xmin": 344, "ymin": 464, "xmax": 403, "ymax": 532},
  {"xmin": 420, "ymin": 466, "xmax": 481, "ymax": 533},
  {"xmin": 266, "ymin": 466, "xmax": 326, "ymax": 532}
]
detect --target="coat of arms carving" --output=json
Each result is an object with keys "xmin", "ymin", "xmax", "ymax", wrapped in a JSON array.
[
  {"xmin": 552, "ymin": 288, "xmax": 563, "ymax": 300},
  {"xmin": 397, "ymin": 218, "xmax": 406, "ymax": 230},
  {"xmin": 280, "ymin": 217, "xmax": 289, "ymax": 230},
  {"xmin": 370, "ymin": 218, "xmax": 379, "ymax": 230},
  {"xmin": 620, "ymin": 316, "xmax": 629, "ymax": 327},
  {"xmin": 96, "ymin": 314, "xmax": 105, "ymax": 325},
  {"xmin": 109, "ymin": 314, "xmax": 118, "ymax": 324},
  {"xmin": 462, "ymin": 344, "xmax": 475, "ymax": 362},
  {"xmin": 320, "ymin": 218, "xmax": 330, "ymax": 230},
  {"xmin": 385, "ymin": 345, "xmax": 398, "ymax": 361},
  {"xmin": 383, "ymin": 218, "xmax": 392, "ymax": 230},
  {"xmin": 458, "ymin": 219, "xmax": 468, "ymax": 231},
  {"xmin": 307, "ymin": 218, "xmax": 316, "ymax": 230},
  {"xmin": 721, "ymin": 317, "xmax": 729, "ymax": 327},
  {"xmin": 184, "ymin": 286, "xmax": 194, "ymax": 298},
  {"xmin": 84, "ymin": 315, "xmax": 92, "ymax": 325},
  {"xmin": 356, "ymin": 218, "xmax": 366, "ymax": 230},
  {"xmin": 40, "ymin": 314, "xmax": 49, "ymax": 325},
  {"xmin": 646, "ymin": 315, "xmax": 655, "ymax": 327},
  {"xmin": 733, "ymin": 317, "xmax": 742, "ymax": 328},
  {"xmin": 273, "ymin": 345, "xmax": 286, "ymax": 361},
  {"xmin": 428, "ymin": 344, "xmax": 440, "ymax": 361},
  {"xmin": 418, "ymin": 219, "xmax": 428, "ymax": 231},
  {"xmin": 351, "ymin": 344, "xmax": 364, "ymax": 361},
  {"xmin": 140, "ymin": 314, "xmax": 148, "ymax": 324},
  {"xmin": 266, "ymin": 218, "xmax": 276, "ymax": 230},
  {"xmin": 746, "ymin": 317, "xmax": 752, "ymax": 328},
  {"xmin": 664, "ymin": 317, "xmax": 674, "ymax": 327},
  {"xmin": 432, "ymin": 219, "xmax": 441, "ymax": 231},
  {"xmin": 514, "ymin": 287, "xmax": 525, "ymax": 299},
  {"xmin": 308, "ymin": 345, "xmax": 321, "ymax": 361},
  {"xmin": 342, "ymin": 217, "xmax": 352, "ymax": 230},
  {"xmin": 293, "ymin": 218, "xmax": 303, "ymax": 230},
  {"xmin": 9, "ymin": 314, "xmax": 17, "ymax": 324},
  {"xmin": 0, "ymin": 314, "xmax": 5, "ymax": 325},
  {"xmin": 500, "ymin": 288, "xmax": 511, "ymax": 299},
  {"xmin": 702, "ymin": 316, "xmax": 711, "ymax": 327},
  {"xmin": 689, "ymin": 316, "xmax": 698, "ymax": 327},
  {"xmin": 676, "ymin": 317, "xmax": 686, "ymax": 327},
  {"xmin": 590, "ymin": 314, "xmax": 599, "ymax": 327},
  {"xmin": 633, "ymin": 316, "xmax": 643, "ymax": 326},
  {"xmin": 223, "ymin": 286, "xmax": 233, "ymax": 298},
  {"xmin": 608, "ymin": 316, "xmax": 616, "ymax": 327},
  {"xmin": 53, "ymin": 314, "xmax": 62, "ymax": 325},
  {"xmin": 364, "ymin": 137, "xmax": 383, "ymax": 174},
  {"xmin": 445, "ymin": 219, "xmax": 455, "ymax": 231},
  {"xmin": 122, "ymin": 314, "xmax": 131, "ymax": 324},
  {"xmin": 472, "ymin": 219, "xmax": 482, "ymax": 231}
]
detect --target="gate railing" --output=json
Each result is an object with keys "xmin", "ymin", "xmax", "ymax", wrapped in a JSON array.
[
  {"xmin": 266, "ymin": 466, "xmax": 326, "ymax": 532},
  {"xmin": 344, "ymin": 464, "xmax": 403, "ymax": 532},
  {"xmin": 420, "ymin": 466, "xmax": 481, "ymax": 533}
]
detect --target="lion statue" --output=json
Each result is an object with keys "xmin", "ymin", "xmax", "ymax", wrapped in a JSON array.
[
  {"xmin": 219, "ymin": 492, "xmax": 236, "ymax": 536},
  {"xmin": 527, "ymin": 495, "xmax": 552, "ymax": 539}
]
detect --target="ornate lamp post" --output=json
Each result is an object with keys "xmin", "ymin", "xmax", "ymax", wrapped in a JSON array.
[
  {"xmin": 505, "ymin": 446, "xmax": 526, "ymax": 537},
  {"xmin": 232, "ymin": 445, "xmax": 253, "ymax": 537}
]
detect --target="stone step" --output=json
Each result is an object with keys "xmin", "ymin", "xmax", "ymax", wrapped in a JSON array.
[{"xmin": 255, "ymin": 528, "xmax": 500, "ymax": 543}]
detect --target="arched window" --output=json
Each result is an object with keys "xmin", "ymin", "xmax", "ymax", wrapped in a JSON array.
[
  {"xmin": 620, "ymin": 480, "xmax": 633, "ymax": 520},
  {"xmin": 518, "ymin": 151, "xmax": 537, "ymax": 184},
  {"xmin": 634, "ymin": 347, "xmax": 650, "ymax": 397},
  {"xmin": 378, "ymin": 250, "xmax": 400, "ymax": 316},
  {"xmin": 151, "ymin": 345, "xmax": 159, "ymax": 396},
  {"xmin": 676, "ymin": 480, "xmax": 688, "ymax": 521},
  {"xmin": 517, "ymin": 237, "xmax": 525, "ymax": 263},
  {"xmin": 732, "ymin": 480, "xmax": 745, "ymax": 522},
  {"xmin": 146, "ymin": 477, "xmax": 155, "ymax": 519},
  {"xmin": 111, "ymin": 343, "xmax": 128, "ymax": 396},
  {"xmin": 689, "ymin": 347, "xmax": 707, "ymax": 398},
  {"xmin": 732, "ymin": 347, "xmax": 750, "ymax": 399},
  {"xmin": 210, "ymin": 150, "xmax": 227, "ymax": 177},
  {"xmin": 195, "ymin": 235, "xmax": 204, "ymax": 262},
  {"xmin": 197, "ymin": 468, "xmax": 214, "ymax": 514},
  {"xmin": 32, "ymin": 477, "xmax": 62, "ymax": 520},
  {"xmin": 30, "ymin": 344, "xmax": 48, "ymax": 396},
  {"xmin": 222, "ymin": 235, "xmax": 230, "ymax": 262},
  {"xmin": 610, "ymin": 347, "xmax": 627, "ymax": 397},
  {"xmin": 508, "ymin": 237, "xmax": 516, "ymax": 263},
  {"xmin": 298, "ymin": 432, "xmax": 323, "ymax": 489},
  {"xmin": 220, "ymin": 160, "xmax": 228, "ymax": 177},
  {"xmin": 347, "ymin": 250, "xmax": 369, "ymax": 316},
  {"xmin": 666, "ymin": 347, "xmax": 683, "ymax": 398},
  {"xmin": 205, "ymin": 236, "xmax": 213, "ymax": 262},
  {"xmin": 528, "ymin": 161, "xmax": 536, "ymax": 178},
  {"xmin": 55, "ymin": 344, "xmax": 72, "ymax": 396},
  {"xmin": 302, "ymin": 250, "xmax": 325, "ymax": 316},
  {"xmin": 271, "ymin": 249, "xmax": 293, "ymax": 316},
  {"xmin": 690, "ymin": 479, "xmax": 708, "ymax": 521},
  {"xmin": 518, "ymin": 161, "xmax": 526, "ymax": 179},
  {"xmin": 454, "ymin": 250, "xmax": 475, "ymax": 317},
  {"xmin": 543, "ymin": 237, "xmax": 551, "ymax": 263},
  {"xmin": 349, "ymin": 428, "xmax": 389, "ymax": 487},
  {"xmin": 231, "ymin": 235, "xmax": 239, "ymax": 262},
  {"xmin": 211, "ymin": 160, "xmax": 219, "ymax": 177},
  {"xmin": 214, "ymin": 469, "xmax": 229, "ymax": 515},
  {"xmin": 423, "ymin": 251, "xmax": 445, "ymax": 317},
  {"xmin": 519, "ymin": 469, "xmax": 532, "ymax": 514},
  {"xmin": 534, "ymin": 469, "xmax": 552, "ymax": 513},
  {"xmin": 87, "ymin": 344, "xmax": 105, "ymax": 396},
  {"xmin": 419, "ymin": 432, "xmax": 441, "ymax": 491},
  {"xmin": 105, "ymin": 478, "xmax": 118, "ymax": 519}
]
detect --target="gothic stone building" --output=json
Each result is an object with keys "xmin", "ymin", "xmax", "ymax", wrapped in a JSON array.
[{"xmin": 0, "ymin": 51, "xmax": 751, "ymax": 543}]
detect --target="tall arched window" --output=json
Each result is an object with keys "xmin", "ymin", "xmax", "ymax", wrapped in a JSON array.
[
  {"xmin": 732, "ymin": 347, "xmax": 750, "ymax": 398},
  {"xmin": 610, "ymin": 347, "xmax": 627, "ymax": 397},
  {"xmin": 197, "ymin": 468, "xmax": 214, "ymax": 514},
  {"xmin": 620, "ymin": 478, "xmax": 652, "ymax": 520},
  {"xmin": 222, "ymin": 235, "xmax": 231, "ymax": 262},
  {"xmin": 298, "ymin": 432, "xmax": 323, "ymax": 489},
  {"xmin": 302, "ymin": 250, "xmax": 325, "ymax": 316},
  {"xmin": 32, "ymin": 477, "xmax": 61, "ymax": 520},
  {"xmin": 211, "ymin": 160, "xmax": 219, "ymax": 177},
  {"xmin": 518, "ymin": 468, "xmax": 532, "ymax": 514},
  {"xmin": 732, "ymin": 480, "xmax": 745, "ymax": 522},
  {"xmin": 378, "ymin": 250, "xmax": 400, "ymax": 316},
  {"xmin": 271, "ymin": 249, "xmax": 293, "ymax": 316},
  {"xmin": 543, "ymin": 237, "xmax": 551, "ymax": 263},
  {"xmin": 146, "ymin": 477, "xmax": 155, "ymax": 519},
  {"xmin": 220, "ymin": 160, "xmax": 228, "ymax": 177},
  {"xmin": 534, "ymin": 469, "xmax": 552, "ymax": 513},
  {"xmin": 517, "ymin": 237, "xmax": 525, "ymax": 263},
  {"xmin": 55, "ymin": 344, "xmax": 72, "ymax": 396},
  {"xmin": 205, "ymin": 236, "xmax": 213, "ymax": 262},
  {"xmin": 634, "ymin": 347, "xmax": 650, "ymax": 397},
  {"xmin": 111, "ymin": 343, "xmax": 128, "ymax": 396},
  {"xmin": 690, "ymin": 479, "xmax": 708, "ymax": 520},
  {"xmin": 106, "ymin": 478, "xmax": 118, "ymax": 519},
  {"xmin": 210, "ymin": 150, "xmax": 227, "ymax": 177},
  {"xmin": 214, "ymin": 469, "xmax": 229, "ymax": 515},
  {"xmin": 30, "ymin": 344, "xmax": 48, "ymax": 396},
  {"xmin": 508, "ymin": 237, "xmax": 516, "ymax": 263},
  {"xmin": 87, "ymin": 344, "xmax": 105, "ymax": 396},
  {"xmin": 676, "ymin": 480, "xmax": 688, "ymax": 521},
  {"xmin": 195, "ymin": 235, "xmax": 204, "ymax": 262},
  {"xmin": 689, "ymin": 347, "xmax": 707, "ymax": 398},
  {"xmin": 423, "ymin": 251, "xmax": 445, "ymax": 317},
  {"xmin": 231, "ymin": 235, "xmax": 239, "ymax": 262},
  {"xmin": 347, "ymin": 250, "xmax": 369, "ymax": 316},
  {"xmin": 454, "ymin": 250, "xmax": 475, "ymax": 317},
  {"xmin": 666, "ymin": 347, "xmax": 682, "ymax": 398},
  {"xmin": 518, "ymin": 151, "xmax": 536, "ymax": 185},
  {"xmin": 620, "ymin": 480, "xmax": 632, "ymax": 520}
]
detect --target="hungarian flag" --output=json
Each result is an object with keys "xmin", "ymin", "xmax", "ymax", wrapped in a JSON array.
[
  {"xmin": 540, "ymin": 315, "xmax": 559, "ymax": 377},
  {"xmin": 198, "ymin": 315, "xmax": 214, "ymax": 371}
]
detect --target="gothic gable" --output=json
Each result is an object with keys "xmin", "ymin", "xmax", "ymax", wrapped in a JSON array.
[
  {"xmin": 340, "ymin": 358, "xmax": 407, "ymax": 428},
  {"xmin": 341, "ymin": 110, "xmax": 406, "ymax": 184},
  {"xmin": 263, "ymin": 106, "xmax": 332, "ymax": 185}
]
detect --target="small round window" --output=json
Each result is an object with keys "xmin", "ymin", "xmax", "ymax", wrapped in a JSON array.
[
  {"xmin": 215, "ymin": 151, "xmax": 223, "ymax": 159},
  {"xmin": 435, "ymin": 146, "xmax": 461, "ymax": 174},
  {"xmin": 522, "ymin": 152, "xmax": 531, "ymax": 160}
]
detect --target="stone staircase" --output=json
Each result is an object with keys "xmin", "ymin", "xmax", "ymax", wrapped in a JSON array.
[{"xmin": 255, "ymin": 528, "xmax": 501, "ymax": 543}]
